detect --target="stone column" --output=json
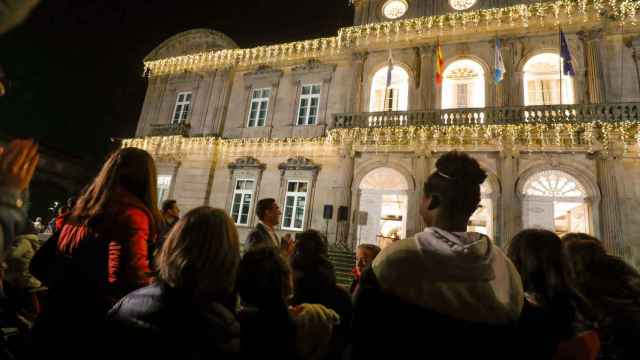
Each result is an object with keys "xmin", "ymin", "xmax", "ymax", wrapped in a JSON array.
[
  {"xmin": 579, "ymin": 30, "xmax": 606, "ymax": 104},
  {"xmin": 336, "ymin": 139, "xmax": 357, "ymax": 250},
  {"xmin": 498, "ymin": 146, "xmax": 521, "ymax": 247},
  {"xmin": 411, "ymin": 148, "xmax": 433, "ymax": 235},
  {"xmin": 349, "ymin": 52, "xmax": 368, "ymax": 113},
  {"xmin": 419, "ymin": 45, "xmax": 435, "ymax": 110},
  {"xmin": 595, "ymin": 149, "xmax": 627, "ymax": 257},
  {"xmin": 629, "ymin": 37, "xmax": 640, "ymax": 99}
]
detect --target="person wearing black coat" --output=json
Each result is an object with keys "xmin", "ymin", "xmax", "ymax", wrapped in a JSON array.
[{"xmin": 245, "ymin": 198, "xmax": 292, "ymax": 255}]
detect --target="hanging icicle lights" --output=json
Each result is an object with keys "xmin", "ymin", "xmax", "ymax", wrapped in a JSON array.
[{"xmin": 143, "ymin": 0, "xmax": 640, "ymax": 77}]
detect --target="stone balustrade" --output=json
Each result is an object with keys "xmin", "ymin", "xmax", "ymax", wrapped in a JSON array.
[
  {"xmin": 333, "ymin": 103, "xmax": 640, "ymax": 128},
  {"xmin": 149, "ymin": 122, "xmax": 191, "ymax": 136}
]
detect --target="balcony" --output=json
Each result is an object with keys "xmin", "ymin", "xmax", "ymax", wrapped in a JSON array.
[
  {"xmin": 333, "ymin": 103, "xmax": 640, "ymax": 129},
  {"xmin": 149, "ymin": 122, "xmax": 191, "ymax": 136}
]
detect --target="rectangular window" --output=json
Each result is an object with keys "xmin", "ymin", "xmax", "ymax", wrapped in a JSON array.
[
  {"xmin": 282, "ymin": 181, "xmax": 309, "ymax": 231},
  {"xmin": 247, "ymin": 88, "xmax": 271, "ymax": 127},
  {"xmin": 172, "ymin": 92, "xmax": 192, "ymax": 124},
  {"xmin": 157, "ymin": 175, "xmax": 172, "ymax": 203},
  {"xmin": 231, "ymin": 179, "xmax": 256, "ymax": 226},
  {"xmin": 297, "ymin": 84, "xmax": 321, "ymax": 125}
]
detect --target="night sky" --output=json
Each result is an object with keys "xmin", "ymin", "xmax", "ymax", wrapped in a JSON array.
[{"xmin": 0, "ymin": 0, "xmax": 354, "ymax": 161}]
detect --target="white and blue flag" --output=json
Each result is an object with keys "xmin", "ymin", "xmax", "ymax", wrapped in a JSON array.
[{"xmin": 494, "ymin": 38, "xmax": 506, "ymax": 84}]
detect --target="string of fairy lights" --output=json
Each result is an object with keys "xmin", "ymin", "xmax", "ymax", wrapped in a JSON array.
[
  {"xmin": 122, "ymin": 122, "xmax": 640, "ymax": 158},
  {"xmin": 143, "ymin": 0, "xmax": 640, "ymax": 77}
]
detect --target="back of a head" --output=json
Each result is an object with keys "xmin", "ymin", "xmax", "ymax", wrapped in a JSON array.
[
  {"xmin": 157, "ymin": 206, "xmax": 240, "ymax": 304},
  {"xmin": 357, "ymin": 244, "xmax": 381, "ymax": 258},
  {"xmin": 424, "ymin": 151, "xmax": 487, "ymax": 220},
  {"xmin": 162, "ymin": 199, "xmax": 177, "ymax": 213},
  {"xmin": 508, "ymin": 229, "xmax": 572, "ymax": 306},
  {"xmin": 237, "ymin": 247, "xmax": 291, "ymax": 308},
  {"xmin": 292, "ymin": 230, "xmax": 328, "ymax": 262},
  {"xmin": 72, "ymin": 147, "xmax": 160, "ymax": 224},
  {"xmin": 564, "ymin": 235, "xmax": 640, "ymax": 302}
]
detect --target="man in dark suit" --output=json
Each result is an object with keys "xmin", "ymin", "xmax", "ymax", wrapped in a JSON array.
[{"xmin": 246, "ymin": 198, "xmax": 292, "ymax": 255}]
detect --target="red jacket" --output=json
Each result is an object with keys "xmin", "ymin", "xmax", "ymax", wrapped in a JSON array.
[{"xmin": 58, "ymin": 189, "xmax": 157, "ymax": 296}]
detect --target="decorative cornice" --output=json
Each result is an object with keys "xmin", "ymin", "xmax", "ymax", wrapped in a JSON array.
[
  {"xmin": 243, "ymin": 65, "xmax": 284, "ymax": 82},
  {"xmin": 291, "ymin": 59, "xmax": 337, "ymax": 75},
  {"xmin": 228, "ymin": 156, "xmax": 266, "ymax": 170}
]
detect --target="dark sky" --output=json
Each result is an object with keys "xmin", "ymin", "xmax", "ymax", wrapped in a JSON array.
[{"xmin": 0, "ymin": 0, "xmax": 354, "ymax": 161}]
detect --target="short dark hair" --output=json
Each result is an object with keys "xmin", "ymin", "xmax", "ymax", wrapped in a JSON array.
[
  {"xmin": 161, "ymin": 199, "xmax": 177, "ymax": 213},
  {"xmin": 237, "ymin": 247, "xmax": 291, "ymax": 307},
  {"xmin": 357, "ymin": 244, "xmax": 381, "ymax": 258},
  {"xmin": 256, "ymin": 198, "xmax": 276, "ymax": 220},
  {"xmin": 424, "ymin": 151, "xmax": 487, "ymax": 219}
]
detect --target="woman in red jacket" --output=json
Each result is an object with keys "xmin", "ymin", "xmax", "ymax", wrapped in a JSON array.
[{"xmin": 31, "ymin": 147, "xmax": 161, "ymax": 360}]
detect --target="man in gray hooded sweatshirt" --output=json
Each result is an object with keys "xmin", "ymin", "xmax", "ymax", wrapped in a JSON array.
[{"xmin": 352, "ymin": 151, "xmax": 523, "ymax": 360}]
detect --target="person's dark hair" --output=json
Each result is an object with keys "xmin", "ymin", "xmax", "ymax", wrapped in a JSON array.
[
  {"xmin": 424, "ymin": 151, "xmax": 487, "ymax": 219},
  {"xmin": 563, "ymin": 235, "xmax": 640, "ymax": 305},
  {"xmin": 161, "ymin": 199, "xmax": 177, "ymax": 213},
  {"xmin": 157, "ymin": 207, "xmax": 240, "ymax": 304},
  {"xmin": 256, "ymin": 198, "xmax": 276, "ymax": 220},
  {"xmin": 19, "ymin": 221, "xmax": 37, "ymax": 236},
  {"xmin": 290, "ymin": 229, "xmax": 336, "ymax": 303},
  {"xmin": 237, "ymin": 247, "xmax": 292, "ymax": 307},
  {"xmin": 357, "ymin": 244, "xmax": 381, "ymax": 258},
  {"xmin": 508, "ymin": 229, "xmax": 573, "ymax": 306},
  {"xmin": 71, "ymin": 147, "xmax": 161, "ymax": 229},
  {"xmin": 66, "ymin": 196, "xmax": 77, "ymax": 209}
]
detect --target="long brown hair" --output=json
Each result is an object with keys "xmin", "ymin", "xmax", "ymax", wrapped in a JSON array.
[
  {"xmin": 72, "ymin": 147, "xmax": 161, "ymax": 227},
  {"xmin": 157, "ymin": 207, "xmax": 240, "ymax": 304}
]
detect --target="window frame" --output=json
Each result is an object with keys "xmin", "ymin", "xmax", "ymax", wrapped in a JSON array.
[
  {"xmin": 157, "ymin": 175, "xmax": 173, "ymax": 203},
  {"xmin": 281, "ymin": 180, "xmax": 309, "ymax": 231},
  {"xmin": 230, "ymin": 179, "xmax": 256, "ymax": 226},
  {"xmin": 247, "ymin": 88, "xmax": 271, "ymax": 128},
  {"xmin": 296, "ymin": 84, "xmax": 322, "ymax": 126},
  {"xmin": 171, "ymin": 92, "xmax": 193, "ymax": 124}
]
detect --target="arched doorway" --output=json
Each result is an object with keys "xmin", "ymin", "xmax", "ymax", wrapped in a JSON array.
[
  {"xmin": 522, "ymin": 170, "xmax": 591, "ymax": 236},
  {"xmin": 468, "ymin": 181, "xmax": 494, "ymax": 238},
  {"xmin": 442, "ymin": 59, "xmax": 486, "ymax": 109},
  {"xmin": 358, "ymin": 167, "xmax": 409, "ymax": 249},
  {"xmin": 369, "ymin": 65, "xmax": 409, "ymax": 112},
  {"xmin": 523, "ymin": 53, "xmax": 575, "ymax": 105}
]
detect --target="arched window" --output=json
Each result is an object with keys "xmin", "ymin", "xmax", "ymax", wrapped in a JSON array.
[
  {"xmin": 442, "ymin": 59, "xmax": 485, "ymax": 109},
  {"xmin": 369, "ymin": 66, "xmax": 409, "ymax": 112},
  {"xmin": 522, "ymin": 170, "xmax": 591, "ymax": 236},
  {"xmin": 523, "ymin": 53, "xmax": 575, "ymax": 106},
  {"xmin": 469, "ymin": 180, "xmax": 494, "ymax": 238}
]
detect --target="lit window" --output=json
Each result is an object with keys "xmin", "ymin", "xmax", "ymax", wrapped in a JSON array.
[
  {"xmin": 231, "ymin": 179, "xmax": 255, "ymax": 226},
  {"xmin": 297, "ymin": 84, "xmax": 321, "ymax": 126},
  {"xmin": 282, "ymin": 181, "xmax": 308, "ymax": 231},
  {"xmin": 247, "ymin": 88, "xmax": 271, "ymax": 127},
  {"xmin": 450, "ymin": 0, "xmax": 477, "ymax": 11},
  {"xmin": 172, "ymin": 92, "xmax": 192, "ymax": 124},
  {"xmin": 523, "ymin": 53, "xmax": 575, "ymax": 106},
  {"xmin": 370, "ymin": 66, "xmax": 409, "ymax": 112},
  {"xmin": 382, "ymin": 0, "xmax": 408, "ymax": 20},
  {"xmin": 157, "ymin": 175, "xmax": 172, "ymax": 203},
  {"xmin": 522, "ymin": 170, "xmax": 590, "ymax": 235},
  {"xmin": 442, "ymin": 59, "xmax": 485, "ymax": 109}
]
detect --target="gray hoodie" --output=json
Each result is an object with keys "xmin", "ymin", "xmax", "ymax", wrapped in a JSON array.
[{"xmin": 372, "ymin": 227, "xmax": 524, "ymax": 324}]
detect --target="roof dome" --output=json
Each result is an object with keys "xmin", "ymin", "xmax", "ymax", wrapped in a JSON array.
[{"xmin": 145, "ymin": 29, "xmax": 238, "ymax": 61}]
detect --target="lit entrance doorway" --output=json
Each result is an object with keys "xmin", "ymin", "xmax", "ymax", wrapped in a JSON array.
[
  {"xmin": 522, "ymin": 170, "xmax": 591, "ymax": 236},
  {"xmin": 468, "ymin": 181, "xmax": 494, "ymax": 238},
  {"xmin": 357, "ymin": 167, "xmax": 409, "ymax": 250}
]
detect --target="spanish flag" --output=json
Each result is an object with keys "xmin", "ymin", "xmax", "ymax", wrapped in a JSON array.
[{"xmin": 435, "ymin": 42, "xmax": 444, "ymax": 87}]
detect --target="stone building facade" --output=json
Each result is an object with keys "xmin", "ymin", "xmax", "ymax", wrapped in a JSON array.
[{"xmin": 124, "ymin": 0, "xmax": 640, "ymax": 266}]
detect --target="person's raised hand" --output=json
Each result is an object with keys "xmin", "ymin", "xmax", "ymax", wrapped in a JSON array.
[{"xmin": 0, "ymin": 139, "xmax": 39, "ymax": 191}]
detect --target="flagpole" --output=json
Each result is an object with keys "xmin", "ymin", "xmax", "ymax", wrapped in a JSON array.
[{"xmin": 559, "ymin": 26, "xmax": 563, "ymax": 105}]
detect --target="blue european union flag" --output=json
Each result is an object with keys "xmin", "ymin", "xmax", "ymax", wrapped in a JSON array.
[{"xmin": 560, "ymin": 31, "xmax": 576, "ymax": 77}]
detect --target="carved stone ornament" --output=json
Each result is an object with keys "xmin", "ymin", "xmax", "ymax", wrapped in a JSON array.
[
  {"xmin": 292, "ymin": 59, "xmax": 337, "ymax": 75},
  {"xmin": 244, "ymin": 65, "xmax": 284, "ymax": 82},
  {"xmin": 278, "ymin": 156, "xmax": 321, "ymax": 172},
  {"xmin": 228, "ymin": 156, "xmax": 266, "ymax": 171}
]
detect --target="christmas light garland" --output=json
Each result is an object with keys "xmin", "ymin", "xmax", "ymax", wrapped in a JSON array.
[{"xmin": 143, "ymin": 0, "xmax": 640, "ymax": 77}]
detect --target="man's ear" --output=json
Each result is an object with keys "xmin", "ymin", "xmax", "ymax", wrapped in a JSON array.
[{"xmin": 428, "ymin": 194, "xmax": 441, "ymax": 210}]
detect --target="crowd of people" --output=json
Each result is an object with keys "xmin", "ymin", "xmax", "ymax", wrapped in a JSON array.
[{"xmin": 0, "ymin": 142, "xmax": 639, "ymax": 360}]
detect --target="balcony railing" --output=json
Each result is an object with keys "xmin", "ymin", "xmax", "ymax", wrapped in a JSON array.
[
  {"xmin": 334, "ymin": 103, "xmax": 640, "ymax": 128},
  {"xmin": 149, "ymin": 122, "xmax": 191, "ymax": 136}
]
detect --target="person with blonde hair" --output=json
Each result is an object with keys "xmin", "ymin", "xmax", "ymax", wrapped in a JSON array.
[{"xmin": 108, "ymin": 206, "xmax": 241, "ymax": 360}]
